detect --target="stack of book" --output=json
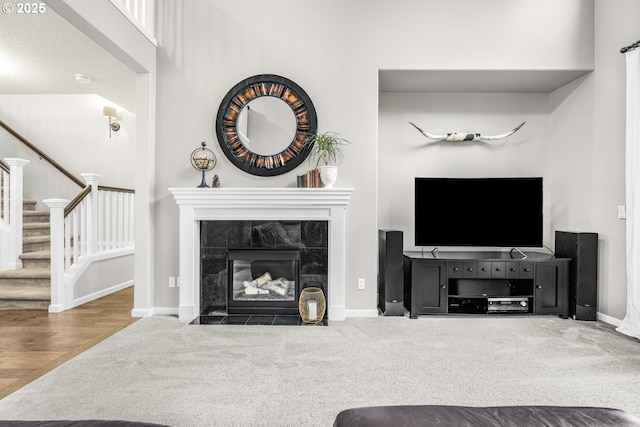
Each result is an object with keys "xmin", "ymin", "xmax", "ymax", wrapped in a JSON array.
[{"xmin": 297, "ymin": 169, "xmax": 322, "ymax": 188}]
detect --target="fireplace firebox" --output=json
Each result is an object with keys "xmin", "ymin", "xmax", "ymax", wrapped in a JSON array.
[{"xmin": 228, "ymin": 249, "xmax": 300, "ymax": 315}]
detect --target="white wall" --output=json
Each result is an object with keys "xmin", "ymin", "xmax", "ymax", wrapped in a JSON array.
[{"xmin": 153, "ymin": 0, "xmax": 595, "ymax": 313}]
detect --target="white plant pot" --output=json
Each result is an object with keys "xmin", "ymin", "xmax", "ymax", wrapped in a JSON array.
[{"xmin": 319, "ymin": 166, "xmax": 338, "ymax": 188}]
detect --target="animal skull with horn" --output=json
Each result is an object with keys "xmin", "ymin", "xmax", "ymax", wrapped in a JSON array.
[{"xmin": 409, "ymin": 122, "xmax": 525, "ymax": 142}]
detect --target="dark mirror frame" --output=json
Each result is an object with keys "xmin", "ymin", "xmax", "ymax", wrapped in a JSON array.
[{"xmin": 215, "ymin": 74, "xmax": 318, "ymax": 177}]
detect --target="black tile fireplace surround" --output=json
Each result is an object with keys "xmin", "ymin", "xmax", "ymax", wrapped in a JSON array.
[{"xmin": 200, "ymin": 220, "xmax": 328, "ymax": 318}]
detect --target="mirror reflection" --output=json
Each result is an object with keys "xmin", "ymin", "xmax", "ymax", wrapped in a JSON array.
[{"xmin": 237, "ymin": 97, "xmax": 297, "ymax": 156}]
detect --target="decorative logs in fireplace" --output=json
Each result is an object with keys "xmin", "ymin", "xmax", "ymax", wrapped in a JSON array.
[{"xmin": 228, "ymin": 249, "xmax": 300, "ymax": 315}]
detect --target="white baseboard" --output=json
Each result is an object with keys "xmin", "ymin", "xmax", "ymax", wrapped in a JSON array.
[
  {"xmin": 597, "ymin": 311, "xmax": 622, "ymax": 327},
  {"xmin": 345, "ymin": 308, "xmax": 379, "ymax": 318},
  {"xmin": 71, "ymin": 280, "xmax": 134, "ymax": 309},
  {"xmin": 132, "ymin": 307, "xmax": 179, "ymax": 318}
]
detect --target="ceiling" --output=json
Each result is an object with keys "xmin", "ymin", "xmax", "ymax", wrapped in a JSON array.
[{"xmin": 0, "ymin": 7, "xmax": 136, "ymax": 112}]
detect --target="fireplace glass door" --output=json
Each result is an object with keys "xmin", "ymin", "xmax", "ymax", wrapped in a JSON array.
[{"xmin": 228, "ymin": 249, "xmax": 300, "ymax": 315}]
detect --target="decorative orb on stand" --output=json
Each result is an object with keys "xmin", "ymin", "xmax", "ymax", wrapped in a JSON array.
[
  {"xmin": 298, "ymin": 287, "xmax": 326, "ymax": 324},
  {"xmin": 190, "ymin": 142, "xmax": 217, "ymax": 188}
]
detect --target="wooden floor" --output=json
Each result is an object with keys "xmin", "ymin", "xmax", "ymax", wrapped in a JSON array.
[{"xmin": 0, "ymin": 286, "xmax": 137, "ymax": 400}]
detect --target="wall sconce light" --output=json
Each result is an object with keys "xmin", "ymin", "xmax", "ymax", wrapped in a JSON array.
[{"xmin": 103, "ymin": 106, "xmax": 121, "ymax": 138}]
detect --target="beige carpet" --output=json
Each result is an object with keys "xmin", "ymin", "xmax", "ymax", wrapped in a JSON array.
[{"xmin": 0, "ymin": 315, "xmax": 639, "ymax": 427}]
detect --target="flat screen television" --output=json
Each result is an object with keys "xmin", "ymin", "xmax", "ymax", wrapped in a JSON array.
[{"xmin": 415, "ymin": 177, "xmax": 543, "ymax": 247}]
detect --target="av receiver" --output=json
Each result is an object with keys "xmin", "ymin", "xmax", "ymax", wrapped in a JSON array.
[{"xmin": 487, "ymin": 297, "xmax": 529, "ymax": 313}]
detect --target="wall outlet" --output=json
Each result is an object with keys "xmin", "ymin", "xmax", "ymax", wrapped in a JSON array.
[
  {"xmin": 358, "ymin": 278, "xmax": 365, "ymax": 290},
  {"xmin": 169, "ymin": 276, "xmax": 176, "ymax": 288},
  {"xmin": 618, "ymin": 205, "xmax": 627, "ymax": 220}
]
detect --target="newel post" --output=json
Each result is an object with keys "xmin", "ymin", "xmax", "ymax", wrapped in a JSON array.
[
  {"xmin": 5, "ymin": 158, "xmax": 29, "ymax": 269},
  {"xmin": 81, "ymin": 173, "xmax": 103, "ymax": 254},
  {"xmin": 44, "ymin": 198, "xmax": 69, "ymax": 313}
]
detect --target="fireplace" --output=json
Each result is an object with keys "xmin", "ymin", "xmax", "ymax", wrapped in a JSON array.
[
  {"xmin": 170, "ymin": 188, "xmax": 353, "ymax": 323},
  {"xmin": 228, "ymin": 249, "xmax": 300, "ymax": 315},
  {"xmin": 200, "ymin": 220, "xmax": 328, "ymax": 318}
]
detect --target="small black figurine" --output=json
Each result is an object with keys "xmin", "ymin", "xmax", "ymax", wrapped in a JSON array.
[{"xmin": 212, "ymin": 174, "xmax": 220, "ymax": 188}]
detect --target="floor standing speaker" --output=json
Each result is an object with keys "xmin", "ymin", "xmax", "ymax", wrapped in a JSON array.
[
  {"xmin": 378, "ymin": 230, "xmax": 404, "ymax": 316},
  {"xmin": 555, "ymin": 231, "xmax": 598, "ymax": 321}
]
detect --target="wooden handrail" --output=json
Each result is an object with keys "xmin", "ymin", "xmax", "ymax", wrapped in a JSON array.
[
  {"xmin": 0, "ymin": 119, "xmax": 85, "ymax": 188},
  {"xmin": 64, "ymin": 186, "xmax": 91, "ymax": 218},
  {"xmin": 98, "ymin": 185, "xmax": 135, "ymax": 194},
  {"xmin": 0, "ymin": 159, "xmax": 9, "ymax": 174},
  {"xmin": 63, "ymin": 185, "xmax": 135, "ymax": 218}
]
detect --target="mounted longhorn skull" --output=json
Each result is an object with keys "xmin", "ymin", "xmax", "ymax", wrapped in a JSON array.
[{"xmin": 409, "ymin": 121, "xmax": 525, "ymax": 142}]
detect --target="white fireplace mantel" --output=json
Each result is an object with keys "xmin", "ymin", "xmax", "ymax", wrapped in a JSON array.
[{"xmin": 170, "ymin": 187, "xmax": 354, "ymax": 323}]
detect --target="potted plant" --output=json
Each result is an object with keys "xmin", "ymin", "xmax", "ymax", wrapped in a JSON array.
[{"xmin": 304, "ymin": 131, "xmax": 350, "ymax": 188}]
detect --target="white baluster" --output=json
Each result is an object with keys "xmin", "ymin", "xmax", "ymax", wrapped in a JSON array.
[
  {"xmin": 0, "ymin": 170, "xmax": 9, "ymax": 271},
  {"xmin": 6, "ymin": 158, "xmax": 29, "ymax": 269},
  {"xmin": 105, "ymin": 192, "xmax": 112, "ymax": 250},
  {"xmin": 118, "ymin": 192, "xmax": 124, "ymax": 247},
  {"xmin": 44, "ymin": 198, "xmax": 69, "ymax": 313},
  {"xmin": 81, "ymin": 173, "xmax": 102, "ymax": 255},
  {"xmin": 1, "ymin": 169, "xmax": 8, "ymax": 223},
  {"xmin": 97, "ymin": 190, "xmax": 103, "ymax": 251},
  {"xmin": 64, "ymin": 215, "xmax": 71, "ymax": 271},
  {"xmin": 129, "ymin": 193, "xmax": 135, "ymax": 245},
  {"xmin": 72, "ymin": 209, "xmax": 79, "ymax": 264}
]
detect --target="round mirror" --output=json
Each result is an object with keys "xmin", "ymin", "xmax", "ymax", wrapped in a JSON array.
[
  {"xmin": 215, "ymin": 74, "xmax": 317, "ymax": 176},
  {"xmin": 237, "ymin": 97, "xmax": 297, "ymax": 155}
]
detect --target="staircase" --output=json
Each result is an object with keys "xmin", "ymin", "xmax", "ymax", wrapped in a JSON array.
[{"xmin": 0, "ymin": 198, "xmax": 51, "ymax": 309}]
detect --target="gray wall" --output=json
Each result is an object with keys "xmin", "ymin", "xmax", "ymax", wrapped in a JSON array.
[
  {"xmin": 379, "ymin": 92, "xmax": 552, "ymax": 247},
  {"xmin": 153, "ymin": 0, "xmax": 596, "ymax": 314},
  {"xmin": 73, "ymin": 254, "xmax": 134, "ymax": 302},
  {"xmin": 548, "ymin": 0, "xmax": 640, "ymax": 321}
]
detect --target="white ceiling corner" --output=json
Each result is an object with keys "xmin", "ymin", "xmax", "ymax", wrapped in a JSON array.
[{"xmin": 0, "ymin": 6, "xmax": 136, "ymax": 113}]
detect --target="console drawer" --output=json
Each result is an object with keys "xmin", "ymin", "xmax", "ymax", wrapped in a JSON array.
[
  {"xmin": 477, "ymin": 261, "xmax": 492, "ymax": 278},
  {"xmin": 463, "ymin": 261, "xmax": 478, "ymax": 277},
  {"xmin": 449, "ymin": 262, "xmax": 463, "ymax": 278},
  {"xmin": 491, "ymin": 261, "xmax": 506, "ymax": 278},
  {"xmin": 506, "ymin": 261, "xmax": 520, "ymax": 278},
  {"xmin": 520, "ymin": 262, "xmax": 534, "ymax": 278}
]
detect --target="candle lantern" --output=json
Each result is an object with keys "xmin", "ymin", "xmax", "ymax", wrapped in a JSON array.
[{"xmin": 298, "ymin": 287, "xmax": 326, "ymax": 324}]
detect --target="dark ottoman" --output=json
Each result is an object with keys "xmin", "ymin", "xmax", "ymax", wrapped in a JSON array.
[{"xmin": 333, "ymin": 405, "xmax": 640, "ymax": 427}]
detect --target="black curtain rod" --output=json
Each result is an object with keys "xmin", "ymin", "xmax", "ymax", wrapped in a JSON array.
[{"xmin": 621, "ymin": 40, "xmax": 640, "ymax": 53}]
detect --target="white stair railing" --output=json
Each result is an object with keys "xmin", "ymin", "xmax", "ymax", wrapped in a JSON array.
[
  {"xmin": 0, "ymin": 161, "xmax": 10, "ymax": 271},
  {"xmin": 47, "ymin": 173, "xmax": 135, "ymax": 313},
  {"xmin": 109, "ymin": 0, "xmax": 157, "ymax": 45},
  {"xmin": 0, "ymin": 158, "xmax": 29, "ymax": 271}
]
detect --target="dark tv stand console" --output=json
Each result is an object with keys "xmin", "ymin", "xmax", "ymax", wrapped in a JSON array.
[{"xmin": 403, "ymin": 251, "xmax": 570, "ymax": 318}]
